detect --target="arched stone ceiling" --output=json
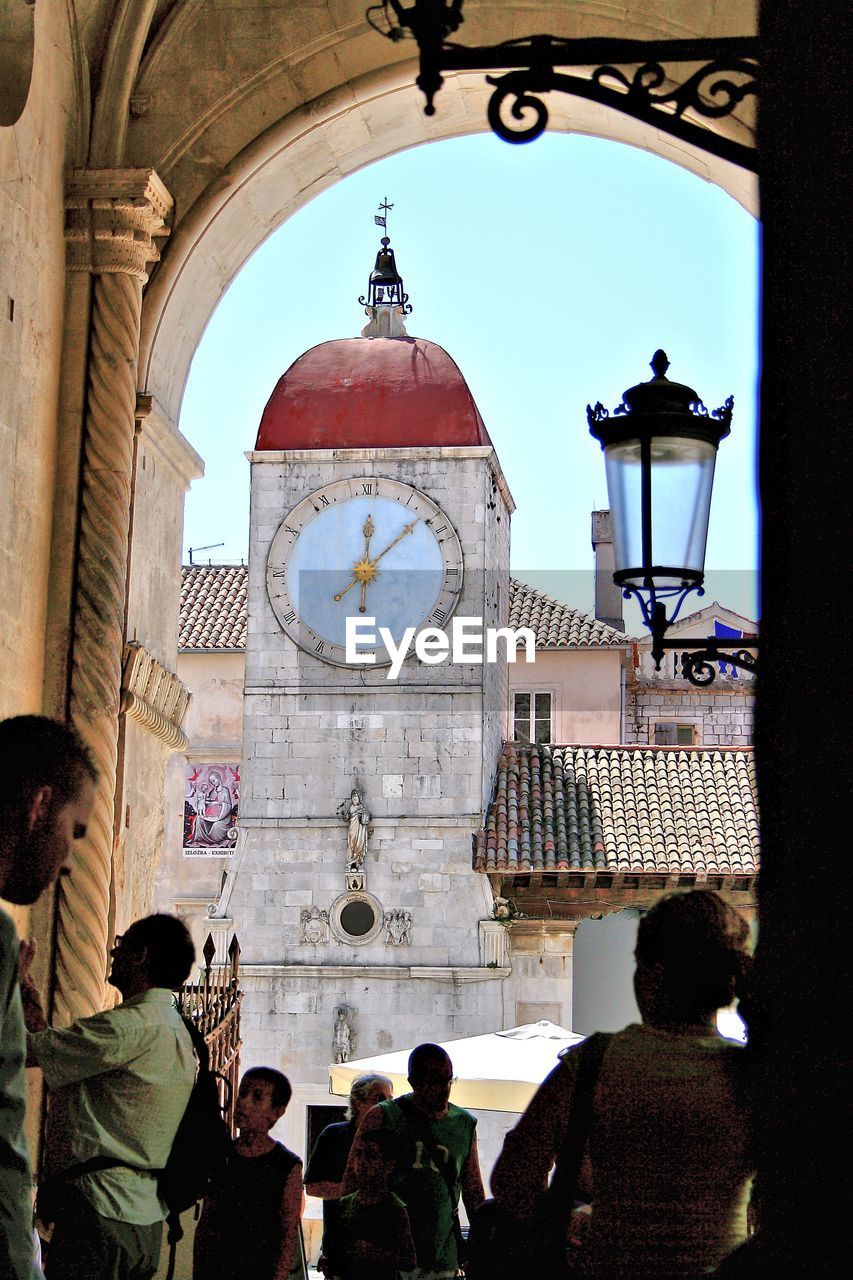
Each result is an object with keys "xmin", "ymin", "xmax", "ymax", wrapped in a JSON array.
[{"xmin": 134, "ymin": 0, "xmax": 758, "ymax": 425}]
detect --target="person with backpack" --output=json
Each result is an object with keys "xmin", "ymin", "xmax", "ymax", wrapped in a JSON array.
[
  {"xmin": 489, "ymin": 890, "xmax": 755, "ymax": 1279},
  {"xmin": 21, "ymin": 913, "xmax": 197, "ymax": 1279},
  {"xmin": 193, "ymin": 1066, "xmax": 307, "ymax": 1280}
]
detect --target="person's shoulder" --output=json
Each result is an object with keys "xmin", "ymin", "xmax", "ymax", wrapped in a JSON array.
[
  {"xmin": 446, "ymin": 1102, "xmax": 477, "ymax": 1125},
  {"xmin": 321, "ymin": 1119, "xmax": 355, "ymax": 1138},
  {"xmin": 270, "ymin": 1142, "xmax": 303, "ymax": 1178},
  {"xmin": 0, "ymin": 905, "xmax": 15, "ymax": 941},
  {"xmin": 272, "ymin": 1141, "xmax": 302, "ymax": 1164},
  {"xmin": 0, "ymin": 907, "xmax": 17, "ymax": 969}
]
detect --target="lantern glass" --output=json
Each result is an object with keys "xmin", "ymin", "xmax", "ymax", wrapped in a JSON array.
[{"xmin": 605, "ymin": 435, "xmax": 718, "ymax": 588}]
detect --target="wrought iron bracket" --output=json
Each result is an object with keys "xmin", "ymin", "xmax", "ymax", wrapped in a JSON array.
[
  {"xmin": 663, "ymin": 639, "xmax": 758, "ymax": 687},
  {"xmin": 625, "ymin": 586, "xmax": 758, "ymax": 686},
  {"xmin": 368, "ymin": 1, "xmax": 757, "ymax": 170}
]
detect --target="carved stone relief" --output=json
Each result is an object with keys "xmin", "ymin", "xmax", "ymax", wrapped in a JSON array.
[
  {"xmin": 383, "ymin": 908, "xmax": 413, "ymax": 946},
  {"xmin": 300, "ymin": 905, "xmax": 330, "ymax": 945}
]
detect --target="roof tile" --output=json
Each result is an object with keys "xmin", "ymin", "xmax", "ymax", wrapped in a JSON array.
[
  {"xmin": 509, "ymin": 579, "xmax": 627, "ymax": 647},
  {"xmin": 474, "ymin": 742, "xmax": 759, "ymax": 877},
  {"xmin": 179, "ymin": 565, "xmax": 247, "ymax": 651}
]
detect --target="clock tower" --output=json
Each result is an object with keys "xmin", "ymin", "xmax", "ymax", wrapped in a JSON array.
[{"xmin": 218, "ymin": 226, "xmax": 515, "ymax": 1158}]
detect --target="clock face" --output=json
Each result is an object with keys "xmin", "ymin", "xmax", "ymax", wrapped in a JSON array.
[{"xmin": 266, "ymin": 477, "xmax": 464, "ymax": 666}]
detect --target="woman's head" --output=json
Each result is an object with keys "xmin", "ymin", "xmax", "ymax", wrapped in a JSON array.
[
  {"xmin": 634, "ymin": 890, "xmax": 752, "ymax": 1024},
  {"xmin": 346, "ymin": 1072, "xmax": 393, "ymax": 1121}
]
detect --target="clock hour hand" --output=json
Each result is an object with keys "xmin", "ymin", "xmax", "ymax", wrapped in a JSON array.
[{"xmin": 333, "ymin": 515, "xmax": 378, "ymax": 608}]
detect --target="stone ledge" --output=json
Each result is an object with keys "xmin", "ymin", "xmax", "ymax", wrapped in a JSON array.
[
  {"xmin": 243, "ymin": 684, "xmax": 487, "ymax": 696},
  {"xmin": 235, "ymin": 815, "xmax": 482, "ymax": 828},
  {"xmin": 239, "ymin": 965, "xmax": 510, "ymax": 983}
]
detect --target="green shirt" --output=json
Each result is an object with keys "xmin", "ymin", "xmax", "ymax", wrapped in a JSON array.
[
  {"xmin": 379, "ymin": 1097, "xmax": 477, "ymax": 1280},
  {"xmin": 0, "ymin": 908, "xmax": 39, "ymax": 1280},
  {"xmin": 29, "ymin": 988, "xmax": 196, "ymax": 1225}
]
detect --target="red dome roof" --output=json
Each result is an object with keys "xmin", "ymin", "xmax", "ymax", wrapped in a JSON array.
[{"xmin": 255, "ymin": 336, "xmax": 492, "ymax": 450}]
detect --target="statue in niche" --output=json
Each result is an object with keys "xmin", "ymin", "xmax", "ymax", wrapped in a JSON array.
[
  {"xmin": 384, "ymin": 908, "xmax": 413, "ymax": 946},
  {"xmin": 332, "ymin": 1006, "xmax": 354, "ymax": 1063},
  {"xmin": 337, "ymin": 787, "xmax": 370, "ymax": 872},
  {"xmin": 300, "ymin": 906, "xmax": 330, "ymax": 945}
]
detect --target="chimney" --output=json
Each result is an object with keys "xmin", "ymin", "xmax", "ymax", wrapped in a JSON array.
[{"xmin": 591, "ymin": 510, "xmax": 624, "ymax": 631}]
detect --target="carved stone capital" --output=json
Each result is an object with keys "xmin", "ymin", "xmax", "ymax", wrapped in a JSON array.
[
  {"xmin": 120, "ymin": 642, "xmax": 191, "ymax": 749},
  {"xmin": 65, "ymin": 168, "xmax": 173, "ymax": 279},
  {"xmin": 479, "ymin": 919, "xmax": 510, "ymax": 967}
]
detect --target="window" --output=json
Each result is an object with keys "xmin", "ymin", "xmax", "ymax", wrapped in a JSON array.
[
  {"xmin": 513, "ymin": 691, "xmax": 552, "ymax": 743},
  {"xmin": 329, "ymin": 890, "xmax": 385, "ymax": 946},
  {"xmin": 306, "ymin": 1104, "xmax": 346, "ymax": 1159},
  {"xmin": 653, "ymin": 721, "xmax": 699, "ymax": 746}
]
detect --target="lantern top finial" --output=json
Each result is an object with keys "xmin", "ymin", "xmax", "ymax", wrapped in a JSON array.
[{"xmin": 650, "ymin": 349, "xmax": 670, "ymax": 379}]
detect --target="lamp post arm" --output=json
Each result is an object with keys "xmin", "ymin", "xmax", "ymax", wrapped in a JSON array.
[{"xmin": 369, "ymin": 2, "xmax": 758, "ymax": 168}]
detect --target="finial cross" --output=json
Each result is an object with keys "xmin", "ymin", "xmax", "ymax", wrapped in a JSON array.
[{"xmin": 374, "ymin": 197, "xmax": 394, "ymax": 230}]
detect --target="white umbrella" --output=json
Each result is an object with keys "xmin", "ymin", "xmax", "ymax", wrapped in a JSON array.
[{"xmin": 328, "ymin": 1020, "xmax": 584, "ymax": 1113}]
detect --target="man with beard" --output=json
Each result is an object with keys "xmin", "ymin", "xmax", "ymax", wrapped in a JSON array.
[{"xmin": 0, "ymin": 716, "xmax": 96, "ymax": 1280}]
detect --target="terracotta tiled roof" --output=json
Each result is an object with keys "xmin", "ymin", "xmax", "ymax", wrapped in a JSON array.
[
  {"xmin": 178, "ymin": 569, "xmax": 620, "ymax": 653},
  {"xmin": 179, "ymin": 565, "xmax": 247, "ymax": 650},
  {"xmin": 509, "ymin": 579, "xmax": 627, "ymax": 647},
  {"xmin": 474, "ymin": 741, "xmax": 759, "ymax": 877}
]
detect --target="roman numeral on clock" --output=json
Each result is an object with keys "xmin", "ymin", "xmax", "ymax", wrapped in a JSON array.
[
  {"xmin": 314, "ymin": 640, "xmax": 325, "ymax": 654},
  {"xmin": 360, "ymin": 482, "xmax": 374, "ymax": 495}
]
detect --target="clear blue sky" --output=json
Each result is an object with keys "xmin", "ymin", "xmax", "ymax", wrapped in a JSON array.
[{"xmin": 180, "ymin": 131, "xmax": 760, "ymax": 625}]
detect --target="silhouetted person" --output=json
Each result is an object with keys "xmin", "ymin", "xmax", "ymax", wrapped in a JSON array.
[
  {"xmin": 491, "ymin": 890, "xmax": 754, "ymax": 1278},
  {"xmin": 343, "ymin": 1042, "xmax": 484, "ymax": 1278},
  {"xmin": 22, "ymin": 914, "xmax": 197, "ymax": 1280},
  {"xmin": 304, "ymin": 1072, "xmax": 393, "ymax": 1279},
  {"xmin": 194, "ymin": 1067, "xmax": 306, "ymax": 1280},
  {"xmin": 0, "ymin": 715, "xmax": 96, "ymax": 1280}
]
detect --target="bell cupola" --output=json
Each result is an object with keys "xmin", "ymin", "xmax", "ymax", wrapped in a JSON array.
[{"xmin": 359, "ymin": 199, "xmax": 412, "ymax": 338}]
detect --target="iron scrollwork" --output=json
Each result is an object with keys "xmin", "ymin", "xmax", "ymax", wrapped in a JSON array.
[
  {"xmin": 367, "ymin": 1, "xmax": 757, "ymax": 171},
  {"xmin": 679, "ymin": 645, "xmax": 758, "ymax": 687}
]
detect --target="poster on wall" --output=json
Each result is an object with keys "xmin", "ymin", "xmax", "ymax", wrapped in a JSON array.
[{"xmin": 183, "ymin": 763, "xmax": 239, "ymax": 856}]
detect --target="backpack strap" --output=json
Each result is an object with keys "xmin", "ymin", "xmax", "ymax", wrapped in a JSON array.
[{"xmin": 546, "ymin": 1031, "xmax": 612, "ymax": 1214}]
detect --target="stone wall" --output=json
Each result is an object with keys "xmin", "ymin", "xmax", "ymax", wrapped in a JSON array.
[
  {"xmin": 0, "ymin": 8, "xmax": 79, "ymax": 717},
  {"xmin": 627, "ymin": 680, "xmax": 755, "ymax": 746}
]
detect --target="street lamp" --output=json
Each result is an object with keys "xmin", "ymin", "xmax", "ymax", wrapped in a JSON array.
[{"xmin": 588, "ymin": 350, "xmax": 757, "ymax": 685}]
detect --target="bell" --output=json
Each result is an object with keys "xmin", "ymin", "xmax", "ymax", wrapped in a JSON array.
[{"xmin": 370, "ymin": 248, "xmax": 399, "ymax": 286}]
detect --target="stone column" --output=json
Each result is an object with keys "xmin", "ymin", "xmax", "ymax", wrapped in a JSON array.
[{"xmin": 52, "ymin": 170, "xmax": 172, "ymax": 1025}]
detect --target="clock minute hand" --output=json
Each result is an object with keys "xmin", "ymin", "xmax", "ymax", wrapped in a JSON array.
[{"xmin": 371, "ymin": 518, "xmax": 419, "ymax": 566}]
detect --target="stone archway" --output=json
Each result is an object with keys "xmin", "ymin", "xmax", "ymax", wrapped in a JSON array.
[
  {"xmin": 140, "ymin": 69, "xmax": 757, "ymax": 429},
  {"xmin": 24, "ymin": 0, "xmax": 757, "ymax": 1027}
]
